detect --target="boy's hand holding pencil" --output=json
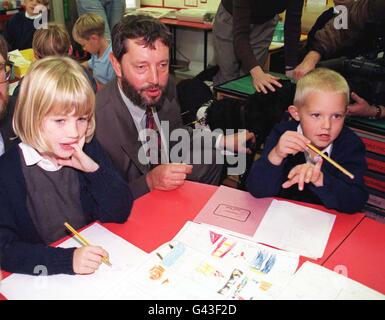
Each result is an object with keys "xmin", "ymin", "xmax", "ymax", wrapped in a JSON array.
[{"xmin": 268, "ymin": 131, "xmax": 311, "ymax": 166}]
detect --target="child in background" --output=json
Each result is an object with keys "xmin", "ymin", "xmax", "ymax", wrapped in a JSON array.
[
  {"xmin": 72, "ymin": 13, "xmax": 115, "ymax": 90},
  {"xmin": 0, "ymin": 56, "xmax": 133, "ymax": 275},
  {"xmin": 3, "ymin": 23, "xmax": 98, "ymax": 152},
  {"xmin": 32, "ymin": 22, "xmax": 73, "ymax": 59},
  {"xmin": 246, "ymin": 68, "xmax": 368, "ymax": 213},
  {"xmin": 4, "ymin": 0, "xmax": 50, "ymax": 50},
  {"xmin": 32, "ymin": 22, "xmax": 97, "ymax": 92}
]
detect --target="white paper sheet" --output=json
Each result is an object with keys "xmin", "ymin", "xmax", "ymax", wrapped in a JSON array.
[
  {"xmin": 278, "ymin": 261, "xmax": 385, "ymax": 300},
  {"xmin": 0, "ymin": 223, "xmax": 147, "ymax": 300},
  {"xmin": 125, "ymin": 222, "xmax": 299, "ymax": 300},
  {"xmin": 253, "ymin": 200, "xmax": 336, "ymax": 259},
  {"xmin": 8, "ymin": 49, "xmax": 30, "ymax": 65}
]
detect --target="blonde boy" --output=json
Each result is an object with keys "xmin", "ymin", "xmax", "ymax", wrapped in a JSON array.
[
  {"xmin": 247, "ymin": 68, "xmax": 368, "ymax": 213},
  {"xmin": 72, "ymin": 13, "xmax": 115, "ymax": 89}
]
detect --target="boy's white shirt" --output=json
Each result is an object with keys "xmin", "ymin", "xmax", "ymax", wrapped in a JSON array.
[
  {"xmin": 18, "ymin": 142, "xmax": 62, "ymax": 172},
  {"xmin": 25, "ymin": 12, "xmax": 42, "ymax": 20},
  {"xmin": 297, "ymin": 124, "xmax": 333, "ymax": 164}
]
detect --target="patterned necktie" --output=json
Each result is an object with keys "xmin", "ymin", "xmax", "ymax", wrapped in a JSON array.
[{"xmin": 145, "ymin": 106, "xmax": 162, "ymax": 164}]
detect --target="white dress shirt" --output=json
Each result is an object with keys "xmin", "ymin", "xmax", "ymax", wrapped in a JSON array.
[{"xmin": 297, "ymin": 124, "xmax": 333, "ymax": 164}]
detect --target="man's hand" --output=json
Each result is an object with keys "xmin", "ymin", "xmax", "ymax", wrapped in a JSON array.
[
  {"xmin": 282, "ymin": 159, "xmax": 324, "ymax": 190},
  {"xmin": 347, "ymin": 92, "xmax": 379, "ymax": 117},
  {"xmin": 293, "ymin": 51, "xmax": 321, "ymax": 80},
  {"xmin": 268, "ymin": 131, "xmax": 311, "ymax": 166},
  {"xmin": 220, "ymin": 130, "xmax": 257, "ymax": 154},
  {"xmin": 250, "ymin": 66, "xmax": 282, "ymax": 94},
  {"xmin": 146, "ymin": 163, "xmax": 193, "ymax": 191}
]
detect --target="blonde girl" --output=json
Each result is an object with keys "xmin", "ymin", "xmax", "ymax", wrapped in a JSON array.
[{"xmin": 0, "ymin": 56, "xmax": 133, "ymax": 275}]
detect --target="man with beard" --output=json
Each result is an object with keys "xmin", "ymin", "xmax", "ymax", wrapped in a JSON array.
[
  {"xmin": 95, "ymin": 15, "xmax": 254, "ymax": 199},
  {"xmin": 0, "ymin": 34, "xmax": 12, "ymax": 156}
]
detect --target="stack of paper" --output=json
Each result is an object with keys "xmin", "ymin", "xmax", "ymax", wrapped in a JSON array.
[
  {"xmin": 194, "ymin": 186, "xmax": 335, "ymax": 259},
  {"xmin": 8, "ymin": 49, "xmax": 33, "ymax": 78},
  {"xmin": 124, "ymin": 222, "xmax": 300, "ymax": 300},
  {"xmin": 278, "ymin": 261, "xmax": 385, "ymax": 300},
  {"xmin": 125, "ymin": 7, "xmax": 176, "ymax": 19},
  {"xmin": 253, "ymin": 200, "xmax": 336, "ymax": 259}
]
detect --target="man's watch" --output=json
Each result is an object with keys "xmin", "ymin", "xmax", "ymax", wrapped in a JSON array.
[{"xmin": 370, "ymin": 105, "xmax": 383, "ymax": 120}]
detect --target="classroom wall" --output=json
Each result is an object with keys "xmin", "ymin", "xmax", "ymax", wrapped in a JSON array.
[
  {"xmin": 176, "ymin": 29, "xmax": 215, "ymax": 68},
  {"xmin": 50, "ymin": 0, "xmax": 65, "ymax": 24}
]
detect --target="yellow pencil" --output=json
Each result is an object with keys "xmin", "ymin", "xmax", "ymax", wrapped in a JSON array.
[
  {"xmin": 64, "ymin": 222, "xmax": 112, "ymax": 267},
  {"xmin": 306, "ymin": 143, "xmax": 354, "ymax": 179}
]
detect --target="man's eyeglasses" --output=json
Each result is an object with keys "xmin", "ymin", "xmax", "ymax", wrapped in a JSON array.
[{"xmin": 0, "ymin": 62, "xmax": 13, "ymax": 84}]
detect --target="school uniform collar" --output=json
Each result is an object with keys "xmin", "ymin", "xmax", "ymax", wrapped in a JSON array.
[
  {"xmin": 297, "ymin": 124, "xmax": 333, "ymax": 164},
  {"xmin": 25, "ymin": 12, "xmax": 42, "ymax": 20},
  {"xmin": 18, "ymin": 142, "xmax": 62, "ymax": 172}
]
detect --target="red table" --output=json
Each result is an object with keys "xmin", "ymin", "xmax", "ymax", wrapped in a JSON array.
[
  {"xmin": 0, "ymin": 181, "xmax": 369, "ymax": 299},
  {"xmin": 323, "ymin": 217, "xmax": 385, "ymax": 294},
  {"xmin": 103, "ymin": 181, "xmax": 365, "ymax": 265},
  {"xmin": 103, "ymin": 181, "xmax": 217, "ymax": 253}
]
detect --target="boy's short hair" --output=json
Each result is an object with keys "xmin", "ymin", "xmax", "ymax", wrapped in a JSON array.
[
  {"xmin": 294, "ymin": 68, "xmax": 350, "ymax": 107},
  {"xmin": 112, "ymin": 14, "xmax": 172, "ymax": 62},
  {"xmin": 33, "ymin": 23, "xmax": 71, "ymax": 59},
  {"xmin": 72, "ymin": 13, "xmax": 105, "ymax": 41},
  {"xmin": 13, "ymin": 56, "xmax": 96, "ymax": 153}
]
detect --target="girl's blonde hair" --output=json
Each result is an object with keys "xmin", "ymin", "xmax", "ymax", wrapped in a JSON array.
[
  {"xmin": 294, "ymin": 68, "xmax": 350, "ymax": 107},
  {"xmin": 13, "ymin": 56, "xmax": 95, "ymax": 153}
]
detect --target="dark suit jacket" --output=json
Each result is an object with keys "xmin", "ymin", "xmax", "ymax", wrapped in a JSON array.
[
  {"xmin": 0, "ymin": 97, "xmax": 18, "ymax": 152},
  {"xmin": 95, "ymin": 79, "xmax": 184, "ymax": 199}
]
